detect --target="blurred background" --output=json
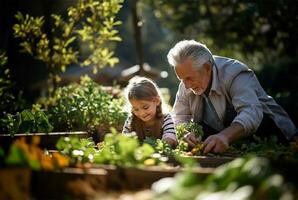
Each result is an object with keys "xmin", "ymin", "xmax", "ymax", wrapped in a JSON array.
[{"xmin": 1, "ymin": 0, "xmax": 298, "ymax": 125}]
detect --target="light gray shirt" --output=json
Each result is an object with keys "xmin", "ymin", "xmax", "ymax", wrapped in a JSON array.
[{"xmin": 172, "ymin": 56, "xmax": 297, "ymax": 139}]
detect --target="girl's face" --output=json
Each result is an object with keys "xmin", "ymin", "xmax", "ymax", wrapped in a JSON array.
[{"xmin": 130, "ymin": 97, "xmax": 160, "ymax": 123}]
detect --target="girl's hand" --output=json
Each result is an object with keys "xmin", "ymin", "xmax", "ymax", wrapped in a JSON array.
[
  {"xmin": 183, "ymin": 132, "xmax": 200, "ymax": 148},
  {"xmin": 163, "ymin": 137, "xmax": 178, "ymax": 148}
]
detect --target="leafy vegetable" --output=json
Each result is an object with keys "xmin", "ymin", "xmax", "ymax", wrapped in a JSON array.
[
  {"xmin": 176, "ymin": 122, "xmax": 204, "ymax": 140},
  {"xmin": 2, "ymin": 109, "xmax": 53, "ymax": 136},
  {"xmin": 56, "ymin": 136, "xmax": 96, "ymax": 164},
  {"xmin": 94, "ymin": 131, "xmax": 168, "ymax": 167}
]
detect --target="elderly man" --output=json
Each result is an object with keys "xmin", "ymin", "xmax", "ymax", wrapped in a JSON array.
[{"xmin": 167, "ymin": 40, "xmax": 297, "ymax": 153}]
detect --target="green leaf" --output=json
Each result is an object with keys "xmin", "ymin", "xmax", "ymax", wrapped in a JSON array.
[{"xmin": 5, "ymin": 146, "xmax": 27, "ymax": 166}]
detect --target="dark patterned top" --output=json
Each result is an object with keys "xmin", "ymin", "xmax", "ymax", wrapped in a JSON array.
[{"xmin": 122, "ymin": 114, "xmax": 177, "ymax": 141}]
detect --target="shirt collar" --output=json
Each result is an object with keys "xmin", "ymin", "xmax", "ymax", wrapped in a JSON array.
[{"xmin": 209, "ymin": 63, "xmax": 222, "ymax": 96}]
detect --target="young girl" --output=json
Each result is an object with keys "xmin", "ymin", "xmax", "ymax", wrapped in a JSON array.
[{"xmin": 122, "ymin": 76, "xmax": 178, "ymax": 147}]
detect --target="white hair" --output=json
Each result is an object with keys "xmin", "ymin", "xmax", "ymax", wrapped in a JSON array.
[{"xmin": 167, "ymin": 40, "xmax": 214, "ymax": 69}]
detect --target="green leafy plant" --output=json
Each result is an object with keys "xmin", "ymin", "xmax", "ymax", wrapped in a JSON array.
[
  {"xmin": 94, "ymin": 130, "xmax": 167, "ymax": 167},
  {"xmin": 228, "ymin": 135, "xmax": 298, "ymax": 161},
  {"xmin": 13, "ymin": 0, "xmax": 123, "ymax": 92},
  {"xmin": 39, "ymin": 75, "xmax": 127, "ymax": 134},
  {"xmin": 56, "ymin": 129, "xmax": 168, "ymax": 167},
  {"xmin": 4, "ymin": 137, "xmax": 70, "ymax": 170},
  {"xmin": 0, "ymin": 51, "xmax": 15, "ymax": 112},
  {"xmin": 176, "ymin": 122, "xmax": 204, "ymax": 140},
  {"xmin": 0, "ymin": 51, "xmax": 26, "ymax": 133},
  {"xmin": 175, "ymin": 122, "xmax": 204, "ymax": 152},
  {"xmin": 56, "ymin": 136, "xmax": 96, "ymax": 164},
  {"xmin": 153, "ymin": 156, "xmax": 296, "ymax": 200},
  {"xmin": 143, "ymin": 137, "xmax": 173, "ymax": 156},
  {"xmin": 2, "ymin": 108, "xmax": 53, "ymax": 136}
]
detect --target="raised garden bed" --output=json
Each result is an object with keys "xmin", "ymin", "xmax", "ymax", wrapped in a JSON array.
[
  {"xmin": 31, "ymin": 167, "xmax": 107, "ymax": 199},
  {"xmin": 0, "ymin": 168, "xmax": 31, "ymax": 200},
  {"xmin": 180, "ymin": 155, "xmax": 235, "ymax": 168},
  {"xmin": 92, "ymin": 164, "xmax": 214, "ymax": 190},
  {"xmin": 0, "ymin": 165, "xmax": 214, "ymax": 200}
]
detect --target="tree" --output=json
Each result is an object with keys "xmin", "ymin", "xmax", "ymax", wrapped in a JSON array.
[
  {"xmin": 13, "ymin": 0, "xmax": 123, "ymax": 94},
  {"xmin": 146, "ymin": 0, "xmax": 298, "ymax": 61}
]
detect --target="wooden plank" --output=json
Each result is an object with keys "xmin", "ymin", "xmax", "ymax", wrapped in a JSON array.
[
  {"xmin": 31, "ymin": 167, "xmax": 107, "ymax": 199},
  {"xmin": 0, "ymin": 168, "xmax": 31, "ymax": 200},
  {"xmin": 180, "ymin": 155, "xmax": 235, "ymax": 168}
]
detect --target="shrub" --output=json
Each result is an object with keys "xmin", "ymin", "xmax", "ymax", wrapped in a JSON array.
[{"xmin": 40, "ymin": 76, "xmax": 127, "ymax": 134}]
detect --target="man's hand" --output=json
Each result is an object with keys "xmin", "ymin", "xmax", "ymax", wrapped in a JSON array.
[
  {"xmin": 183, "ymin": 132, "xmax": 200, "ymax": 148},
  {"xmin": 203, "ymin": 122, "xmax": 245, "ymax": 154},
  {"xmin": 203, "ymin": 133, "xmax": 229, "ymax": 154}
]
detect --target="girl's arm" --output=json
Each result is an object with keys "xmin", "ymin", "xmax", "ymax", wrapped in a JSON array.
[
  {"xmin": 162, "ymin": 114, "xmax": 178, "ymax": 147},
  {"xmin": 122, "ymin": 117, "xmax": 131, "ymax": 134}
]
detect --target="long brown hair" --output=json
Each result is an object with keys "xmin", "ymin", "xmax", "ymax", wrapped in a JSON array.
[{"xmin": 124, "ymin": 76, "xmax": 164, "ymax": 140}]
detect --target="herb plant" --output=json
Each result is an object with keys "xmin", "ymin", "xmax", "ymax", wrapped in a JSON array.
[
  {"xmin": 94, "ymin": 130, "xmax": 168, "ymax": 167},
  {"xmin": 56, "ymin": 136, "xmax": 96, "ymax": 164},
  {"xmin": 55, "ymin": 129, "xmax": 169, "ymax": 167},
  {"xmin": 176, "ymin": 122, "xmax": 204, "ymax": 140},
  {"xmin": 2, "ymin": 108, "xmax": 53, "ymax": 136},
  {"xmin": 175, "ymin": 122, "xmax": 204, "ymax": 152},
  {"xmin": 39, "ymin": 76, "xmax": 127, "ymax": 134}
]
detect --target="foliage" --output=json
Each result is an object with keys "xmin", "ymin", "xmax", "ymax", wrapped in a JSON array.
[
  {"xmin": 13, "ymin": 0, "xmax": 123, "ymax": 92},
  {"xmin": 56, "ymin": 136, "xmax": 96, "ymax": 164},
  {"xmin": 94, "ymin": 130, "xmax": 168, "ymax": 167},
  {"xmin": 256, "ymin": 59, "xmax": 298, "ymax": 125},
  {"xmin": 1, "ymin": 108, "xmax": 53, "ymax": 137},
  {"xmin": 0, "ymin": 51, "xmax": 26, "ymax": 126},
  {"xmin": 176, "ymin": 122, "xmax": 204, "ymax": 140},
  {"xmin": 0, "ymin": 51, "xmax": 15, "ymax": 112},
  {"xmin": 228, "ymin": 136, "xmax": 298, "ymax": 161},
  {"xmin": 175, "ymin": 122, "xmax": 204, "ymax": 152},
  {"xmin": 143, "ymin": 137, "xmax": 173, "ymax": 156},
  {"xmin": 146, "ymin": 0, "xmax": 298, "ymax": 60},
  {"xmin": 174, "ymin": 123, "xmax": 297, "ymax": 160},
  {"xmin": 39, "ymin": 75, "xmax": 127, "ymax": 133},
  {"xmin": 5, "ymin": 136, "xmax": 70, "ymax": 170},
  {"xmin": 152, "ymin": 156, "xmax": 296, "ymax": 200},
  {"xmin": 55, "ymin": 129, "xmax": 168, "ymax": 167}
]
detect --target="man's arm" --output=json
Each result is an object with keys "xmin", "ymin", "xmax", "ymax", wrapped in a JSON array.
[
  {"xmin": 171, "ymin": 83, "xmax": 192, "ymax": 125},
  {"xmin": 203, "ymin": 71, "xmax": 264, "ymax": 153}
]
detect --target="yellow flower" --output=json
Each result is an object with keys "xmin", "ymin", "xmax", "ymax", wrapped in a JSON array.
[
  {"xmin": 31, "ymin": 136, "xmax": 41, "ymax": 146},
  {"xmin": 52, "ymin": 152, "xmax": 70, "ymax": 168},
  {"xmin": 143, "ymin": 158, "xmax": 156, "ymax": 166},
  {"xmin": 41, "ymin": 154, "xmax": 54, "ymax": 170}
]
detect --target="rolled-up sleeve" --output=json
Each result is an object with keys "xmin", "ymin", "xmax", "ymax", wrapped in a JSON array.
[
  {"xmin": 162, "ymin": 114, "xmax": 177, "ymax": 142},
  {"xmin": 171, "ymin": 83, "xmax": 192, "ymax": 126},
  {"xmin": 229, "ymin": 72, "xmax": 263, "ymax": 135}
]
